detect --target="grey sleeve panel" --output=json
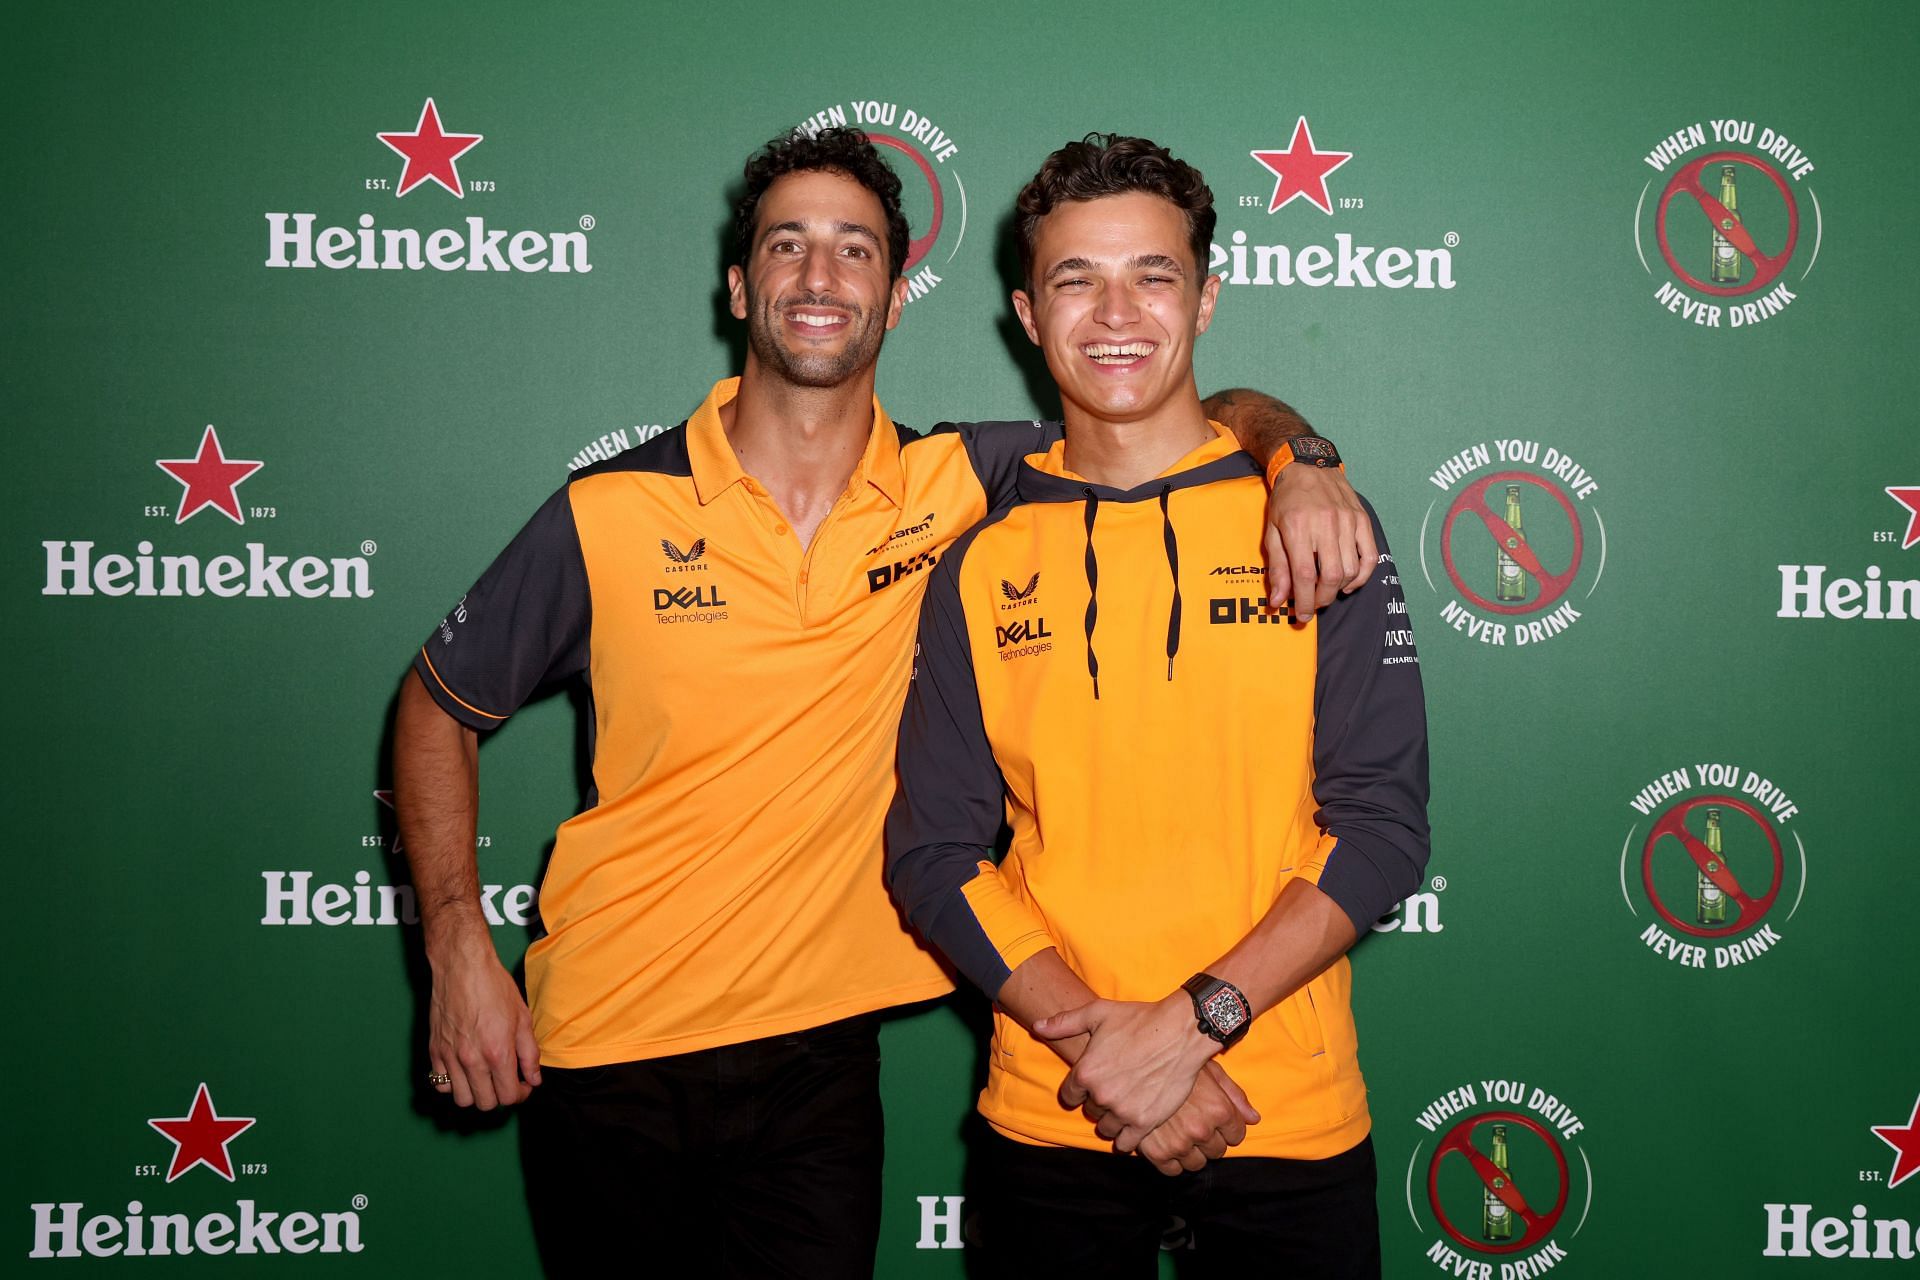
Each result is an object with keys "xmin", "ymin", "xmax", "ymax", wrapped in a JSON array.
[
  {"xmin": 932, "ymin": 419, "xmax": 1062, "ymax": 510},
  {"xmin": 411, "ymin": 484, "xmax": 591, "ymax": 732},
  {"xmin": 1310, "ymin": 498, "xmax": 1433, "ymax": 936},
  {"xmin": 884, "ymin": 539, "xmax": 1016, "ymax": 998}
]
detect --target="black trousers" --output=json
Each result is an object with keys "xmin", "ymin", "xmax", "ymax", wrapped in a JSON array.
[
  {"xmin": 520, "ymin": 1012, "xmax": 883, "ymax": 1279},
  {"xmin": 973, "ymin": 1130, "xmax": 1381, "ymax": 1279}
]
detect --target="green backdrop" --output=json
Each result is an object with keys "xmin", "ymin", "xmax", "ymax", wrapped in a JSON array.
[{"xmin": 7, "ymin": 0, "xmax": 1917, "ymax": 1272}]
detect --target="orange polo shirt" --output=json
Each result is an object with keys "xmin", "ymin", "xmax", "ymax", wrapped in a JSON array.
[{"xmin": 415, "ymin": 378, "xmax": 1055, "ymax": 1066}]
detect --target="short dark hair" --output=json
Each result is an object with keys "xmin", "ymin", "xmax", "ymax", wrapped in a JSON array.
[
  {"xmin": 1014, "ymin": 133, "xmax": 1215, "ymax": 286},
  {"xmin": 732, "ymin": 127, "xmax": 912, "ymax": 281}
]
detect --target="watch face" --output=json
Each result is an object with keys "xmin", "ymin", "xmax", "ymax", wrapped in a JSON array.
[
  {"xmin": 1201, "ymin": 988, "xmax": 1248, "ymax": 1034},
  {"xmin": 1291, "ymin": 436, "xmax": 1340, "ymax": 464}
]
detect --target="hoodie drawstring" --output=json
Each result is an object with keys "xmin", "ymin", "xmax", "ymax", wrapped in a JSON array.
[
  {"xmin": 1080, "ymin": 484, "xmax": 1184, "ymax": 699},
  {"xmin": 1160, "ymin": 484, "xmax": 1182, "ymax": 682},
  {"xmin": 1081, "ymin": 488, "xmax": 1101, "ymax": 700}
]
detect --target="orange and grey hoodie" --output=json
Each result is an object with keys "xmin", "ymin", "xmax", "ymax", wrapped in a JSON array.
[{"xmin": 884, "ymin": 424, "xmax": 1430, "ymax": 1158}]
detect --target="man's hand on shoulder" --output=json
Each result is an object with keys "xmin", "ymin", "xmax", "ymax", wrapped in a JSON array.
[
  {"xmin": 1201, "ymin": 387, "xmax": 1378, "ymax": 622},
  {"xmin": 1265, "ymin": 462, "xmax": 1376, "ymax": 621},
  {"xmin": 427, "ymin": 933, "xmax": 542, "ymax": 1110}
]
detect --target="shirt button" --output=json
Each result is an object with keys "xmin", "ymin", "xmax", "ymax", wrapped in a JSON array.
[{"xmin": 774, "ymin": 523, "xmax": 789, "ymax": 536}]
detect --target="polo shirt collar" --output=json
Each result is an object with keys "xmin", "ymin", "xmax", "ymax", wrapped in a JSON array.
[{"xmin": 686, "ymin": 377, "xmax": 905, "ymax": 508}]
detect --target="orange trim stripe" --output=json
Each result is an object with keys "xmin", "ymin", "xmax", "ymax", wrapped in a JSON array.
[{"xmin": 418, "ymin": 647, "xmax": 507, "ymax": 721}]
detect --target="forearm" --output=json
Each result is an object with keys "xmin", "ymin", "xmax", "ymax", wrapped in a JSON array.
[
  {"xmin": 997, "ymin": 947, "xmax": 1100, "ymax": 1066},
  {"xmin": 1202, "ymin": 388, "xmax": 1316, "ymax": 467},
  {"xmin": 1205, "ymin": 878, "xmax": 1358, "ymax": 1019},
  {"xmin": 393, "ymin": 669, "xmax": 491, "ymax": 965}
]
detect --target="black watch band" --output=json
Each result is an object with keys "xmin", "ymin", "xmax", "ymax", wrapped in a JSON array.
[
  {"xmin": 1287, "ymin": 435, "xmax": 1342, "ymax": 468},
  {"xmin": 1181, "ymin": 973, "xmax": 1253, "ymax": 1050}
]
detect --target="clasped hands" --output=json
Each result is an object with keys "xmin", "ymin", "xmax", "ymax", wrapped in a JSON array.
[{"xmin": 1033, "ymin": 992, "xmax": 1259, "ymax": 1176}]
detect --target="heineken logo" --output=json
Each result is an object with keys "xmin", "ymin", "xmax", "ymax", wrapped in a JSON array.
[
  {"xmin": 1634, "ymin": 119, "xmax": 1821, "ymax": 330},
  {"xmin": 1249, "ymin": 116, "xmax": 1351, "ymax": 215},
  {"xmin": 1401, "ymin": 1079, "xmax": 1592, "ymax": 1279},
  {"xmin": 147, "ymin": 1085, "xmax": 255, "ymax": 1184},
  {"xmin": 1213, "ymin": 121, "xmax": 1459, "ymax": 293},
  {"xmin": 263, "ymin": 96, "xmax": 593, "ymax": 275},
  {"xmin": 1887, "ymin": 487, "xmax": 1920, "ymax": 552},
  {"xmin": 376, "ymin": 98, "xmax": 482, "ymax": 200},
  {"xmin": 1872, "ymin": 1094, "xmax": 1920, "ymax": 1191},
  {"xmin": 39, "ymin": 425, "xmax": 378, "ymax": 603},
  {"xmin": 25, "ymin": 1084, "xmax": 370, "ymax": 1259},
  {"xmin": 1416, "ymin": 439, "xmax": 1604, "ymax": 650},
  {"xmin": 1620, "ymin": 761, "xmax": 1808, "ymax": 971},
  {"xmin": 155, "ymin": 427, "xmax": 263, "ymax": 526}
]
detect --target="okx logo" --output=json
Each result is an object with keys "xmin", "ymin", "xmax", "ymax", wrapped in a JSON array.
[
  {"xmin": 1403, "ymin": 1079, "xmax": 1593, "ymax": 1278},
  {"xmin": 1634, "ymin": 119, "xmax": 1821, "ymax": 329},
  {"xmin": 1621, "ymin": 760, "xmax": 1808, "ymax": 970},
  {"xmin": 27, "ymin": 1082, "xmax": 370, "ymax": 1259},
  {"xmin": 1417, "ymin": 438, "xmax": 1605, "ymax": 649}
]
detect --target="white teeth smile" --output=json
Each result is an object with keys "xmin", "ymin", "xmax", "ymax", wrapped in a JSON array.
[
  {"xmin": 1084, "ymin": 342, "xmax": 1153, "ymax": 363},
  {"xmin": 792, "ymin": 313, "xmax": 843, "ymax": 327}
]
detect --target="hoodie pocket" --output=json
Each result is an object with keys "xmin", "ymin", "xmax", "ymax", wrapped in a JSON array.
[{"xmin": 1274, "ymin": 984, "xmax": 1328, "ymax": 1060}]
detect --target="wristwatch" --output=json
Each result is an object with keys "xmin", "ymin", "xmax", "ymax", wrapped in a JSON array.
[
  {"xmin": 1181, "ymin": 973, "xmax": 1253, "ymax": 1050},
  {"xmin": 1264, "ymin": 435, "xmax": 1342, "ymax": 486}
]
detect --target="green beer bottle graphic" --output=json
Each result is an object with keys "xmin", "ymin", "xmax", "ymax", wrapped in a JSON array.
[
  {"xmin": 1710, "ymin": 164, "xmax": 1742, "ymax": 284},
  {"xmin": 1697, "ymin": 806, "xmax": 1728, "ymax": 925},
  {"xmin": 1495, "ymin": 485, "xmax": 1528, "ymax": 601},
  {"xmin": 1483, "ymin": 1123, "xmax": 1514, "ymax": 1241}
]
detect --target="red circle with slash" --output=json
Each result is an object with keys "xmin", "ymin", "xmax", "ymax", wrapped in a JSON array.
[
  {"xmin": 1641, "ymin": 793, "xmax": 1783, "ymax": 938},
  {"xmin": 1441, "ymin": 471, "xmax": 1583, "ymax": 615},
  {"xmin": 1427, "ymin": 1110, "xmax": 1569, "ymax": 1256},
  {"xmin": 868, "ymin": 134, "xmax": 943, "ymax": 271},
  {"xmin": 1655, "ymin": 151, "xmax": 1799, "ymax": 298}
]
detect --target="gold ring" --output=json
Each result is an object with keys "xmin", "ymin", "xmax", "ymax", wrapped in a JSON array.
[{"xmin": 426, "ymin": 1071, "xmax": 451, "ymax": 1086}]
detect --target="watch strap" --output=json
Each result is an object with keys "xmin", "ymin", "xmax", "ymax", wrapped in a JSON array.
[{"xmin": 1265, "ymin": 435, "xmax": 1343, "ymax": 486}]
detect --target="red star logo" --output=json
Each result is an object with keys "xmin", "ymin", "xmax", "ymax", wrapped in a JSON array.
[
  {"xmin": 1873, "ymin": 1094, "xmax": 1920, "ymax": 1189},
  {"xmin": 1888, "ymin": 487, "xmax": 1920, "ymax": 551},
  {"xmin": 377, "ymin": 98, "xmax": 483, "ymax": 199},
  {"xmin": 1250, "ymin": 118, "xmax": 1353, "ymax": 215},
  {"xmin": 147, "ymin": 1083, "xmax": 256, "ymax": 1183},
  {"xmin": 155, "ymin": 426, "xmax": 263, "ymax": 525}
]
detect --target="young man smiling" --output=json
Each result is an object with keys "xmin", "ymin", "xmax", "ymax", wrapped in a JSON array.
[
  {"xmin": 886, "ymin": 135, "xmax": 1431, "ymax": 1276},
  {"xmin": 395, "ymin": 127, "xmax": 1375, "ymax": 1276}
]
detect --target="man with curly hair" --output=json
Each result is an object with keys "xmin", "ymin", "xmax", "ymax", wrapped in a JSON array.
[{"xmin": 393, "ymin": 126, "xmax": 1372, "ymax": 1276}]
